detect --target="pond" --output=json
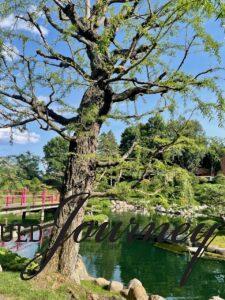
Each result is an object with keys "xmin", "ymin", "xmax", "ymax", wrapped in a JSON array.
[{"xmin": 2, "ymin": 212, "xmax": 225, "ymax": 299}]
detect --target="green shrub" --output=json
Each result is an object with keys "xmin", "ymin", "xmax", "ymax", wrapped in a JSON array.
[
  {"xmin": 194, "ymin": 183, "xmax": 225, "ymax": 211},
  {"xmin": 0, "ymin": 248, "xmax": 38, "ymax": 272},
  {"xmin": 198, "ymin": 176, "xmax": 209, "ymax": 184},
  {"xmin": 84, "ymin": 214, "xmax": 108, "ymax": 223},
  {"xmin": 214, "ymin": 173, "xmax": 225, "ymax": 185}
]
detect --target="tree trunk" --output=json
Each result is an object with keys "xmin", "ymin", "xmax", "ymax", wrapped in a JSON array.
[{"xmin": 40, "ymin": 84, "xmax": 112, "ymax": 281}]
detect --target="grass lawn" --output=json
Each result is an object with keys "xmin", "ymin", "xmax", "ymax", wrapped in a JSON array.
[
  {"xmin": 210, "ymin": 235, "xmax": 225, "ymax": 248},
  {"xmin": 0, "ymin": 271, "xmax": 70, "ymax": 300},
  {"xmin": 0, "ymin": 271, "xmax": 122, "ymax": 300}
]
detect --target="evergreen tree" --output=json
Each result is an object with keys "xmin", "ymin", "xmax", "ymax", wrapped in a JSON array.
[
  {"xmin": 16, "ymin": 151, "xmax": 41, "ymax": 180},
  {"xmin": 43, "ymin": 136, "xmax": 69, "ymax": 188},
  {"xmin": 98, "ymin": 131, "xmax": 119, "ymax": 157}
]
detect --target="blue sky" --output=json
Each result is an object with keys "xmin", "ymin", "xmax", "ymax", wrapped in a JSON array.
[{"xmin": 1, "ymin": 4, "xmax": 225, "ymax": 158}]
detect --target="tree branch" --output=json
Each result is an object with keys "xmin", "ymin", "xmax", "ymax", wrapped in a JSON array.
[
  {"xmin": 112, "ymin": 85, "xmax": 170, "ymax": 103},
  {"xmin": 0, "ymin": 90, "xmax": 77, "ymax": 127},
  {"xmin": 43, "ymin": 6, "xmax": 91, "ymax": 46},
  {"xmin": 96, "ymin": 141, "xmax": 137, "ymax": 168},
  {"xmin": 85, "ymin": 0, "xmax": 91, "ymax": 18}
]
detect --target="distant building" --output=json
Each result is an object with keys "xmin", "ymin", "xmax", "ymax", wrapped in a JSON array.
[
  {"xmin": 195, "ymin": 167, "xmax": 215, "ymax": 177},
  {"xmin": 196, "ymin": 156, "xmax": 225, "ymax": 181}
]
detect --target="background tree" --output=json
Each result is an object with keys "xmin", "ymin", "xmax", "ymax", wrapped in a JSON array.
[
  {"xmin": 164, "ymin": 119, "xmax": 207, "ymax": 172},
  {"xmin": 16, "ymin": 151, "xmax": 41, "ymax": 180},
  {"xmin": 120, "ymin": 115, "xmax": 167, "ymax": 156},
  {"xmin": 43, "ymin": 136, "xmax": 69, "ymax": 189},
  {"xmin": 119, "ymin": 116, "xmax": 207, "ymax": 179},
  {"xmin": 98, "ymin": 130, "xmax": 119, "ymax": 158},
  {"xmin": 0, "ymin": 154, "xmax": 45, "ymax": 192},
  {"xmin": 0, "ymin": 0, "xmax": 225, "ymax": 281},
  {"xmin": 201, "ymin": 137, "xmax": 225, "ymax": 174},
  {"xmin": 0, "ymin": 157, "xmax": 21, "ymax": 190}
]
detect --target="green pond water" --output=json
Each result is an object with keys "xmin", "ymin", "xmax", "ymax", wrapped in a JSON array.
[
  {"xmin": 80, "ymin": 212, "xmax": 225, "ymax": 300},
  {"xmin": 3, "ymin": 212, "xmax": 225, "ymax": 299}
]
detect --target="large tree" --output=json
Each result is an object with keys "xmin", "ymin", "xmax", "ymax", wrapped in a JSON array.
[{"xmin": 0, "ymin": 0, "xmax": 225, "ymax": 281}]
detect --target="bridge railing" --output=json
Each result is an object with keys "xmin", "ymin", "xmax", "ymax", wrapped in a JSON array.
[{"xmin": 0, "ymin": 189, "xmax": 60, "ymax": 209}]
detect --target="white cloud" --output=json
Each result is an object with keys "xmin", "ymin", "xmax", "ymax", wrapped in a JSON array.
[
  {"xmin": 0, "ymin": 128, "xmax": 40, "ymax": 144},
  {"xmin": 0, "ymin": 13, "xmax": 48, "ymax": 36},
  {"xmin": 2, "ymin": 43, "xmax": 19, "ymax": 62},
  {"xmin": 0, "ymin": 14, "xmax": 15, "ymax": 28}
]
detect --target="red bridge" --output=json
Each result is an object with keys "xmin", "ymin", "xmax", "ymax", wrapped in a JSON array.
[{"xmin": 0, "ymin": 189, "xmax": 60, "ymax": 221}]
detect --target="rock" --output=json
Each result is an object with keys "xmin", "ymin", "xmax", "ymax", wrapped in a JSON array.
[
  {"xmin": 0, "ymin": 265, "xmax": 2, "ymax": 272},
  {"xmin": 111, "ymin": 200, "xmax": 138, "ymax": 213},
  {"xmin": 0, "ymin": 295, "xmax": 12, "ymax": 300},
  {"xmin": 127, "ymin": 278, "xmax": 143, "ymax": 289},
  {"xmin": 207, "ymin": 246, "xmax": 218, "ymax": 252},
  {"xmin": 127, "ymin": 284, "xmax": 148, "ymax": 300},
  {"xmin": 75, "ymin": 255, "xmax": 92, "ymax": 282},
  {"xmin": 109, "ymin": 281, "xmax": 124, "ymax": 293},
  {"xmin": 87, "ymin": 293, "xmax": 100, "ymax": 300},
  {"xmin": 121, "ymin": 289, "xmax": 129, "ymax": 297},
  {"xmin": 149, "ymin": 296, "xmax": 166, "ymax": 300},
  {"xmin": 95, "ymin": 278, "xmax": 110, "ymax": 288},
  {"xmin": 209, "ymin": 297, "xmax": 224, "ymax": 300},
  {"xmin": 215, "ymin": 248, "xmax": 225, "ymax": 256}
]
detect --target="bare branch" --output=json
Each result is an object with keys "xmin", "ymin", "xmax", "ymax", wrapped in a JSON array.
[
  {"xmin": 90, "ymin": 191, "xmax": 118, "ymax": 198},
  {"xmin": 176, "ymin": 35, "xmax": 197, "ymax": 72},
  {"xmin": 109, "ymin": 104, "xmax": 171, "ymax": 120},
  {"xmin": 36, "ymin": 50, "xmax": 92, "ymax": 81},
  {"xmin": 43, "ymin": 6, "xmax": 91, "ymax": 46},
  {"xmin": 0, "ymin": 90, "xmax": 77, "ymax": 126},
  {"xmin": 108, "ymin": 0, "xmax": 137, "ymax": 4},
  {"xmin": 112, "ymin": 85, "xmax": 170, "ymax": 103},
  {"xmin": 0, "ymin": 117, "xmax": 36, "ymax": 129}
]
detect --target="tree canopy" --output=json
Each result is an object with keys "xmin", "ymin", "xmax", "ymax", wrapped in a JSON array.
[{"xmin": 0, "ymin": 0, "xmax": 225, "ymax": 139}]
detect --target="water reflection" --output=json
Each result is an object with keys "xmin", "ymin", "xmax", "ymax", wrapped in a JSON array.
[
  {"xmin": 1, "ymin": 213, "xmax": 225, "ymax": 299},
  {"xmin": 0, "ymin": 227, "xmax": 51, "ymax": 258},
  {"xmin": 80, "ymin": 213, "xmax": 225, "ymax": 300}
]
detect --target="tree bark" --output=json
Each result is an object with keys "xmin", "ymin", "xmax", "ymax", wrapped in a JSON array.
[{"xmin": 40, "ymin": 84, "xmax": 112, "ymax": 281}]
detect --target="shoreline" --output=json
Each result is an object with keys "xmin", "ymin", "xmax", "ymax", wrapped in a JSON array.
[{"xmin": 111, "ymin": 200, "xmax": 225, "ymax": 261}]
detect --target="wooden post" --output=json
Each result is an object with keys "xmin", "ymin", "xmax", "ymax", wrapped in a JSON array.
[
  {"xmin": 21, "ymin": 189, "xmax": 27, "ymax": 206},
  {"xmin": 22, "ymin": 211, "xmax": 26, "ymax": 222},
  {"xmin": 21, "ymin": 191, "xmax": 23, "ymax": 206},
  {"xmin": 41, "ymin": 209, "xmax": 45, "ymax": 222},
  {"xmin": 6, "ymin": 194, "xmax": 10, "ymax": 207},
  {"xmin": 56, "ymin": 193, "xmax": 60, "ymax": 203},
  {"xmin": 42, "ymin": 189, "xmax": 46, "ymax": 206}
]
